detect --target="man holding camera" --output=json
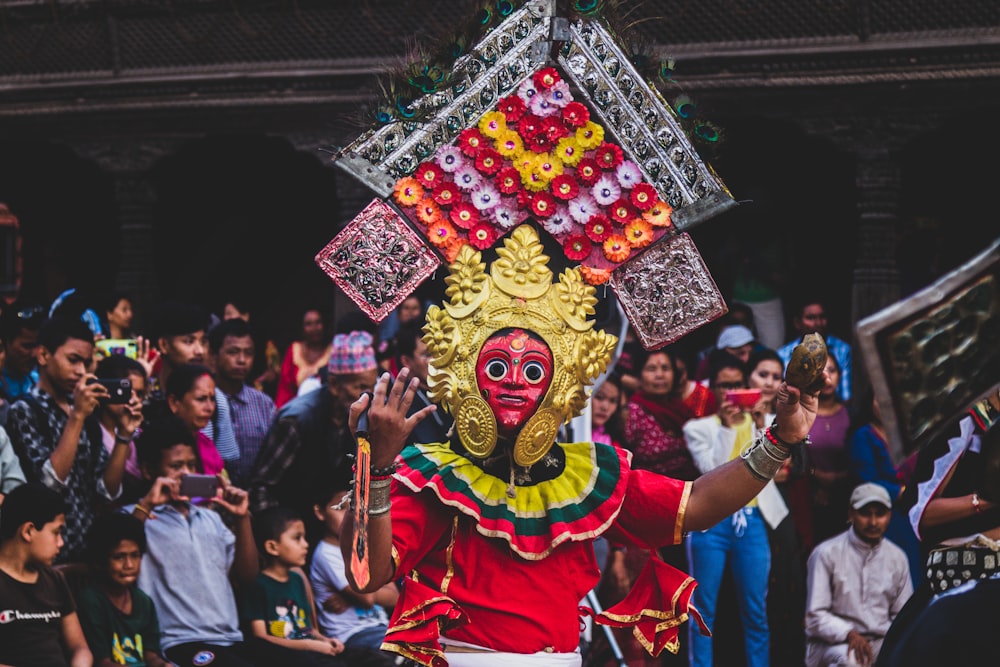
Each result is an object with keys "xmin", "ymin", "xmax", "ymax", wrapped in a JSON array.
[{"xmin": 6, "ymin": 315, "xmax": 132, "ymax": 562}]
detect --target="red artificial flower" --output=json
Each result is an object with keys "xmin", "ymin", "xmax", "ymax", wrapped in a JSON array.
[
  {"xmin": 561, "ymin": 101, "xmax": 590, "ymax": 128},
  {"xmin": 585, "ymin": 214, "xmax": 613, "ymax": 243},
  {"xmin": 530, "ymin": 191, "xmax": 556, "ymax": 218},
  {"xmin": 495, "ymin": 166, "xmax": 522, "ymax": 195},
  {"xmin": 629, "ymin": 182, "xmax": 659, "ymax": 211},
  {"xmin": 496, "ymin": 95, "xmax": 527, "ymax": 123},
  {"xmin": 432, "ymin": 181, "xmax": 460, "ymax": 207},
  {"xmin": 603, "ymin": 234, "xmax": 631, "ymax": 263},
  {"xmin": 551, "ymin": 174, "xmax": 580, "ymax": 201},
  {"xmin": 468, "ymin": 222, "xmax": 498, "ymax": 250},
  {"xmin": 517, "ymin": 188, "xmax": 534, "ymax": 209},
  {"xmin": 415, "ymin": 161, "xmax": 445, "ymax": 189},
  {"xmin": 475, "ymin": 148, "xmax": 504, "ymax": 176},
  {"xmin": 594, "ymin": 142, "xmax": 624, "ymax": 170},
  {"xmin": 415, "ymin": 198, "xmax": 443, "ymax": 228},
  {"xmin": 533, "ymin": 67, "xmax": 561, "ymax": 91},
  {"xmin": 458, "ymin": 128, "xmax": 487, "ymax": 157},
  {"xmin": 517, "ymin": 114, "xmax": 544, "ymax": 140},
  {"xmin": 444, "ymin": 236, "xmax": 468, "ymax": 263},
  {"xmin": 527, "ymin": 133, "xmax": 553, "ymax": 154},
  {"xmin": 449, "ymin": 201, "xmax": 479, "ymax": 229},
  {"xmin": 539, "ymin": 116, "xmax": 570, "ymax": 144},
  {"xmin": 575, "ymin": 158, "xmax": 602, "ymax": 186},
  {"xmin": 563, "ymin": 234, "xmax": 592, "ymax": 261},
  {"xmin": 608, "ymin": 198, "xmax": 637, "ymax": 224}
]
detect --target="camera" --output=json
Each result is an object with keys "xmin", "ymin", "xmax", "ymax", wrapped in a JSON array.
[{"xmin": 88, "ymin": 378, "xmax": 132, "ymax": 404}]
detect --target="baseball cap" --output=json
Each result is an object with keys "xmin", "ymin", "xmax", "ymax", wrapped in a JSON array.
[
  {"xmin": 716, "ymin": 324, "xmax": 755, "ymax": 350},
  {"xmin": 850, "ymin": 482, "xmax": 892, "ymax": 510}
]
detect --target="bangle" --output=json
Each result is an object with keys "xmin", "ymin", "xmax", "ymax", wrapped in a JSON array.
[
  {"xmin": 114, "ymin": 430, "xmax": 133, "ymax": 444},
  {"xmin": 133, "ymin": 503, "xmax": 152, "ymax": 518},
  {"xmin": 369, "ymin": 461, "xmax": 399, "ymax": 478},
  {"xmin": 368, "ymin": 480, "xmax": 392, "ymax": 516},
  {"xmin": 972, "ymin": 493, "xmax": 982, "ymax": 514},
  {"xmin": 768, "ymin": 420, "xmax": 811, "ymax": 448},
  {"xmin": 741, "ymin": 428, "xmax": 791, "ymax": 482}
]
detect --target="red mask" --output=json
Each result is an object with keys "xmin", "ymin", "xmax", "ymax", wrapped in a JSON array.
[{"xmin": 476, "ymin": 329, "xmax": 553, "ymax": 432}]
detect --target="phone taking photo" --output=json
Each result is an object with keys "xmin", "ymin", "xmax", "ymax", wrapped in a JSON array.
[
  {"xmin": 178, "ymin": 474, "xmax": 219, "ymax": 499},
  {"xmin": 87, "ymin": 378, "xmax": 132, "ymax": 404}
]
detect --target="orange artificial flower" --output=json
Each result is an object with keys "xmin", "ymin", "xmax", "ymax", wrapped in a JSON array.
[
  {"xmin": 415, "ymin": 197, "xmax": 443, "ymax": 226},
  {"xmin": 579, "ymin": 264, "xmax": 612, "ymax": 285},
  {"xmin": 393, "ymin": 177, "xmax": 425, "ymax": 207},
  {"xmin": 603, "ymin": 234, "xmax": 631, "ymax": 263},
  {"xmin": 624, "ymin": 218, "xmax": 654, "ymax": 248},
  {"xmin": 426, "ymin": 218, "xmax": 457, "ymax": 248},
  {"xmin": 642, "ymin": 202, "xmax": 674, "ymax": 227}
]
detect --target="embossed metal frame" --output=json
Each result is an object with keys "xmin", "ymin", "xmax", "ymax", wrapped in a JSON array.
[
  {"xmin": 314, "ymin": 198, "xmax": 442, "ymax": 323},
  {"xmin": 557, "ymin": 19, "xmax": 737, "ymax": 231},
  {"xmin": 609, "ymin": 232, "xmax": 727, "ymax": 350},
  {"xmin": 332, "ymin": 1, "xmax": 553, "ymax": 196},
  {"xmin": 856, "ymin": 237, "xmax": 1000, "ymax": 464}
]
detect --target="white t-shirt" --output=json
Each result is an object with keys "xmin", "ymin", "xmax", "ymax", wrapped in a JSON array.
[{"xmin": 309, "ymin": 540, "xmax": 389, "ymax": 642}]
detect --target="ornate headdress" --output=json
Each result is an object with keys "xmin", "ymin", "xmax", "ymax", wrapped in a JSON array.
[{"xmin": 422, "ymin": 224, "xmax": 618, "ymax": 466}]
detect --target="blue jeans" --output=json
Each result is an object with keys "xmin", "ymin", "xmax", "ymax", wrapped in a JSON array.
[{"xmin": 686, "ymin": 507, "xmax": 771, "ymax": 667}]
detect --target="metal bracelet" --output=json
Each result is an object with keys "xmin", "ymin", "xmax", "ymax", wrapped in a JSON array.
[
  {"xmin": 741, "ymin": 429, "xmax": 790, "ymax": 482},
  {"xmin": 368, "ymin": 481, "xmax": 392, "ymax": 516},
  {"xmin": 370, "ymin": 461, "xmax": 399, "ymax": 478}
]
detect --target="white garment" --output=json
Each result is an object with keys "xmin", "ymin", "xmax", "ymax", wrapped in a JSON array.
[
  {"xmin": 804, "ymin": 528, "xmax": 913, "ymax": 667},
  {"xmin": 309, "ymin": 540, "xmax": 389, "ymax": 642},
  {"xmin": 682, "ymin": 412, "xmax": 788, "ymax": 529},
  {"xmin": 440, "ymin": 638, "xmax": 581, "ymax": 667}
]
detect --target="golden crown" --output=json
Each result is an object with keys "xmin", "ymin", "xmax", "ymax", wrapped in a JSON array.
[{"xmin": 421, "ymin": 224, "xmax": 618, "ymax": 466}]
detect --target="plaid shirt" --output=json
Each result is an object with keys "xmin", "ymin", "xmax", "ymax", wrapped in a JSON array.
[
  {"xmin": 223, "ymin": 384, "xmax": 275, "ymax": 487},
  {"xmin": 7, "ymin": 387, "xmax": 117, "ymax": 563}
]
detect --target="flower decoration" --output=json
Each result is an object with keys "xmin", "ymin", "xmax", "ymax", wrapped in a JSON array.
[
  {"xmin": 388, "ymin": 66, "xmax": 676, "ymax": 270},
  {"xmin": 436, "ymin": 146, "xmax": 466, "ymax": 173},
  {"xmin": 579, "ymin": 264, "xmax": 612, "ymax": 286},
  {"xmin": 594, "ymin": 143, "xmax": 623, "ymax": 170},
  {"xmin": 468, "ymin": 222, "xmax": 497, "ymax": 250},
  {"xmin": 585, "ymin": 214, "xmax": 612, "ymax": 243},
  {"xmin": 475, "ymin": 148, "xmax": 503, "ymax": 175},
  {"xmin": 608, "ymin": 198, "xmax": 636, "ymax": 225},
  {"xmin": 530, "ymin": 191, "xmax": 556, "ymax": 218},
  {"xmin": 450, "ymin": 202, "xmax": 479, "ymax": 229},
  {"xmin": 542, "ymin": 206, "xmax": 574, "ymax": 239},
  {"xmin": 496, "ymin": 95, "xmax": 526, "ymax": 123},
  {"xmin": 427, "ymin": 219, "xmax": 457, "ymax": 247},
  {"xmin": 564, "ymin": 234, "xmax": 592, "ymax": 261},
  {"xmin": 415, "ymin": 197, "xmax": 442, "ymax": 226},
  {"xmin": 624, "ymin": 218, "xmax": 654, "ymax": 248},
  {"xmin": 470, "ymin": 183, "xmax": 501, "ymax": 212},
  {"xmin": 393, "ymin": 177, "xmax": 424, "ymax": 207},
  {"xmin": 603, "ymin": 234, "xmax": 631, "ymax": 262},
  {"xmin": 643, "ymin": 202, "xmax": 673, "ymax": 227},
  {"xmin": 551, "ymin": 174, "xmax": 580, "ymax": 201},
  {"xmin": 478, "ymin": 111, "xmax": 507, "ymax": 138},
  {"xmin": 562, "ymin": 101, "xmax": 590, "ymax": 128},
  {"xmin": 458, "ymin": 128, "xmax": 487, "ymax": 156},
  {"xmin": 415, "ymin": 162, "xmax": 445, "ymax": 190},
  {"xmin": 433, "ymin": 181, "xmax": 460, "ymax": 207},
  {"xmin": 629, "ymin": 182, "xmax": 658, "ymax": 211}
]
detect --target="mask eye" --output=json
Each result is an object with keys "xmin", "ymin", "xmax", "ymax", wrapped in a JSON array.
[
  {"xmin": 485, "ymin": 359, "xmax": 508, "ymax": 381},
  {"xmin": 522, "ymin": 360, "xmax": 547, "ymax": 385}
]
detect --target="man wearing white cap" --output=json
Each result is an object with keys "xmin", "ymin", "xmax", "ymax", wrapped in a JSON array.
[{"xmin": 804, "ymin": 482, "xmax": 913, "ymax": 666}]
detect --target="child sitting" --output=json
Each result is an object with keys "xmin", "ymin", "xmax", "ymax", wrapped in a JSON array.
[
  {"xmin": 309, "ymin": 480, "xmax": 398, "ymax": 665},
  {"xmin": 77, "ymin": 512, "xmax": 168, "ymax": 667},
  {"xmin": 241, "ymin": 506, "xmax": 348, "ymax": 665},
  {"xmin": 0, "ymin": 482, "xmax": 92, "ymax": 667}
]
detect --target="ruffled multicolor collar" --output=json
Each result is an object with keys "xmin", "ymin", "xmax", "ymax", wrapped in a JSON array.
[{"xmin": 396, "ymin": 440, "xmax": 631, "ymax": 560}]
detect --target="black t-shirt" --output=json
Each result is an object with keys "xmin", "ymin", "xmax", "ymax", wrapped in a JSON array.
[{"xmin": 0, "ymin": 564, "xmax": 76, "ymax": 667}]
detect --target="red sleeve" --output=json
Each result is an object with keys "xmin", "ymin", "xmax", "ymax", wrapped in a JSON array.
[
  {"xmin": 605, "ymin": 470, "xmax": 691, "ymax": 548},
  {"xmin": 389, "ymin": 484, "xmax": 454, "ymax": 577}
]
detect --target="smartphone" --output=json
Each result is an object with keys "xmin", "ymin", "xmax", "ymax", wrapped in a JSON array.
[
  {"xmin": 179, "ymin": 474, "xmax": 219, "ymax": 499},
  {"xmin": 88, "ymin": 378, "xmax": 132, "ymax": 404},
  {"xmin": 725, "ymin": 388, "xmax": 762, "ymax": 409},
  {"xmin": 96, "ymin": 338, "xmax": 139, "ymax": 360}
]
